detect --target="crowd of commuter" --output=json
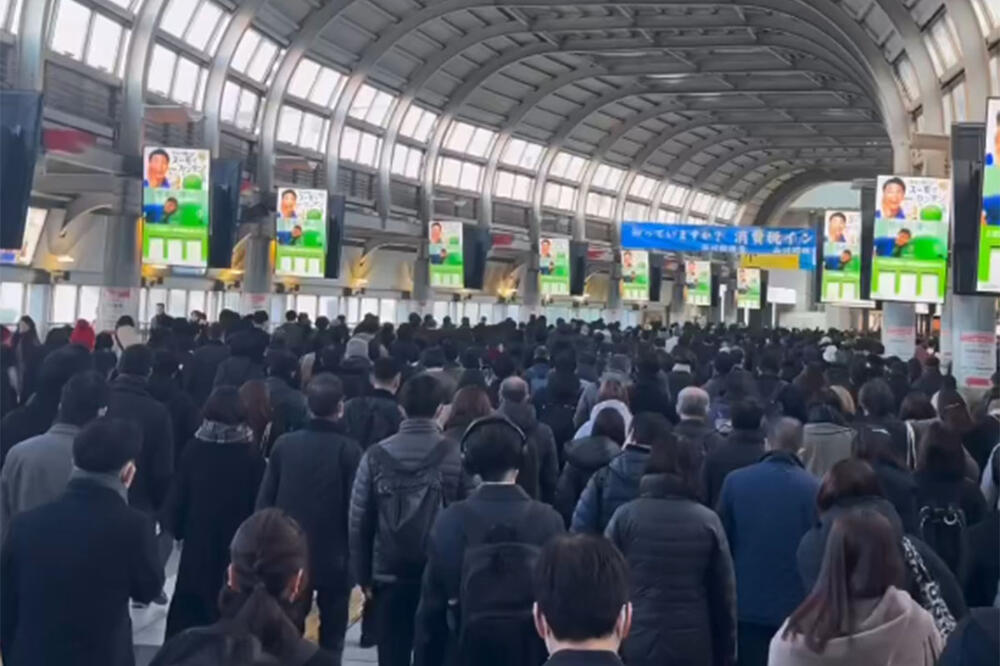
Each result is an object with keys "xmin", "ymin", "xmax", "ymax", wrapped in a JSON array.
[{"xmin": 0, "ymin": 306, "xmax": 998, "ymax": 666}]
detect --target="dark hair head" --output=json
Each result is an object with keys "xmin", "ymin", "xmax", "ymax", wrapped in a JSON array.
[
  {"xmin": 784, "ymin": 509, "xmax": 904, "ymax": 653},
  {"xmin": 858, "ymin": 378, "xmax": 895, "ymax": 418},
  {"xmin": 58, "ymin": 371, "xmax": 109, "ymax": 426},
  {"xmin": 203, "ymin": 386, "xmax": 248, "ymax": 426},
  {"xmin": 899, "ymin": 391, "xmax": 936, "ymax": 421},
  {"xmin": 401, "ymin": 373, "xmax": 444, "ymax": 418},
  {"xmin": 118, "ymin": 344, "xmax": 153, "ymax": 376},
  {"xmin": 534, "ymin": 534, "xmax": 629, "ymax": 643},
  {"xmin": 372, "ymin": 357, "xmax": 401, "ymax": 384},
  {"xmin": 593, "ymin": 407, "xmax": 626, "ymax": 446},
  {"xmin": 817, "ymin": 458, "xmax": 882, "ymax": 512},
  {"xmin": 220, "ymin": 509, "xmax": 309, "ymax": 659},
  {"xmin": 462, "ymin": 417, "xmax": 523, "ymax": 481},
  {"xmin": 305, "ymin": 373, "xmax": 344, "ymax": 418},
  {"xmin": 917, "ymin": 421, "xmax": 966, "ymax": 481},
  {"xmin": 72, "ymin": 417, "xmax": 141, "ymax": 474},
  {"xmin": 731, "ymin": 398, "xmax": 764, "ymax": 431}
]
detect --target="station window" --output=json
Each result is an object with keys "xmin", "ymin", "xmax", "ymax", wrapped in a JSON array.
[
  {"xmin": 349, "ymin": 85, "xmax": 396, "ymax": 126},
  {"xmin": 629, "ymin": 174, "xmax": 657, "ymax": 201},
  {"xmin": 0, "ymin": 282, "xmax": 25, "ymax": 324},
  {"xmin": 495, "ymin": 170, "xmax": 534, "ymax": 201},
  {"xmin": 592, "ymin": 164, "xmax": 626, "ymax": 191},
  {"xmin": 391, "ymin": 144, "xmax": 424, "ymax": 179},
  {"xmin": 444, "ymin": 122, "xmax": 496, "ymax": 159},
  {"xmin": 340, "ymin": 127, "xmax": 381, "ymax": 167},
  {"xmin": 231, "ymin": 29, "xmax": 280, "ymax": 84},
  {"xmin": 436, "ymin": 157, "xmax": 482, "ymax": 191},
  {"xmin": 288, "ymin": 58, "xmax": 343, "ymax": 107},
  {"xmin": 586, "ymin": 192, "xmax": 615, "ymax": 219},
  {"xmin": 160, "ymin": 0, "xmax": 229, "ymax": 53},
  {"xmin": 400, "ymin": 106, "xmax": 438, "ymax": 143},
  {"xmin": 549, "ymin": 151, "xmax": 587, "ymax": 181},
  {"xmin": 50, "ymin": 0, "xmax": 127, "ymax": 76},
  {"xmin": 221, "ymin": 80, "xmax": 260, "ymax": 131},
  {"xmin": 543, "ymin": 182, "xmax": 577, "ymax": 210},
  {"xmin": 501, "ymin": 138, "xmax": 544, "ymax": 170}
]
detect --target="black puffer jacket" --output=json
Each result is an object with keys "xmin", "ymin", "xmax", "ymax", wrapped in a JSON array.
[
  {"xmin": 497, "ymin": 401, "xmax": 559, "ymax": 504},
  {"xmin": 554, "ymin": 435, "xmax": 621, "ymax": 525},
  {"xmin": 606, "ymin": 473, "xmax": 737, "ymax": 666}
]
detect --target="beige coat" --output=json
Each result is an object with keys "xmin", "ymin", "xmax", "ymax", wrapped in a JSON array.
[{"xmin": 767, "ymin": 586, "xmax": 942, "ymax": 666}]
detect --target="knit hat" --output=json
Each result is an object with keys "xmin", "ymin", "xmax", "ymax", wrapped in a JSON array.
[
  {"xmin": 69, "ymin": 319, "xmax": 96, "ymax": 351},
  {"xmin": 345, "ymin": 337, "xmax": 369, "ymax": 360}
]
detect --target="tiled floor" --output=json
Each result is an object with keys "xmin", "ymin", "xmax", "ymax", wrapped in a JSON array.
[{"xmin": 133, "ymin": 547, "xmax": 378, "ymax": 666}]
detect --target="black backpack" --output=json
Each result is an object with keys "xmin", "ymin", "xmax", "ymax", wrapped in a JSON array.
[
  {"xmin": 453, "ymin": 503, "xmax": 547, "ymax": 666},
  {"xmin": 918, "ymin": 500, "xmax": 967, "ymax": 575},
  {"xmin": 370, "ymin": 439, "xmax": 451, "ymax": 581}
]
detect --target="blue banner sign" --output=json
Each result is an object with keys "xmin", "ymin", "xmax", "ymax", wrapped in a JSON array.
[{"xmin": 621, "ymin": 222, "xmax": 816, "ymax": 270}]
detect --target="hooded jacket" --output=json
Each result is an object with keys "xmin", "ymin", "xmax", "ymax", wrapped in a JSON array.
[
  {"xmin": 768, "ymin": 586, "xmax": 942, "ymax": 666},
  {"xmin": 571, "ymin": 443, "xmax": 650, "ymax": 534},
  {"xmin": 554, "ymin": 434, "xmax": 621, "ymax": 525},
  {"xmin": 497, "ymin": 401, "xmax": 559, "ymax": 504}
]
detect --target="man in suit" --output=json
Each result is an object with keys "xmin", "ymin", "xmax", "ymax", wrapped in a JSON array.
[{"xmin": 1, "ymin": 417, "xmax": 163, "ymax": 666}]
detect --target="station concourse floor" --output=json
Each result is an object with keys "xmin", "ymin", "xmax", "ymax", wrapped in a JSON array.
[{"xmin": 132, "ymin": 546, "xmax": 377, "ymax": 666}]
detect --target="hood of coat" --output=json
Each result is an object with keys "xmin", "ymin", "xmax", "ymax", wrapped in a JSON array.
[
  {"xmin": 498, "ymin": 400, "xmax": 537, "ymax": 432},
  {"xmin": 564, "ymin": 435, "xmax": 621, "ymax": 471}
]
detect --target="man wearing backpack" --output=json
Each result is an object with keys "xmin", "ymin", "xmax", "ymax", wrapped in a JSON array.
[
  {"xmin": 349, "ymin": 373, "xmax": 474, "ymax": 666},
  {"xmin": 413, "ymin": 415, "xmax": 564, "ymax": 666},
  {"xmin": 343, "ymin": 357, "xmax": 404, "ymax": 450}
]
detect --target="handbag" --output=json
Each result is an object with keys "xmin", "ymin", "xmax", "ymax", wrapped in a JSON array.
[{"xmin": 900, "ymin": 535, "xmax": 957, "ymax": 640}]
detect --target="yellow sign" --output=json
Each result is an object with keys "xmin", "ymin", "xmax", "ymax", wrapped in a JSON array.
[{"xmin": 740, "ymin": 253, "xmax": 800, "ymax": 270}]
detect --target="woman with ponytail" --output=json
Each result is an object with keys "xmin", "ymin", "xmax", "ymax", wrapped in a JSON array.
[{"xmin": 151, "ymin": 509, "xmax": 337, "ymax": 666}]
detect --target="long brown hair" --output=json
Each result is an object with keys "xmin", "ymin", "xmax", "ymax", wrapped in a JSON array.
[{"xmin": 783, "ymin": 509, "xmax": 904, "ymax": 653}]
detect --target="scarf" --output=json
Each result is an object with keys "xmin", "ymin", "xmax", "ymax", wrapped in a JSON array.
[{"xmin": 196, "ymin": 420, "xmax": 254, "ymax": 444}]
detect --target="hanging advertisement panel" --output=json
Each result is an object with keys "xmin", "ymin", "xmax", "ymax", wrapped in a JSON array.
[
  {"xmin": 429, "ymin": 221, "xmax": 464, "ymax": 289},
  {"xmin": 539, "ymin": 237, "xmax": 570, "ymax": 296},
  {"xmin": 274, "ymin": 188, "xmax": 327, "ymax": 278},
  {"xmin": 684, "ymin": 260, "xmax": 711, "ymax": 306},
  {"xmin": 621, "ymin": 249, "xmax": 649, "ymax": 301},
  {"xmin": 141, "ymin": 147, "xmax": 210, "ymax": 268},
  {"xmin": 869, "ymin": 176, "xmax": 950, "ymax": 303},
  {"xmin": 821, "ymin": 210, "xmax": 862, "ymax": 303}
]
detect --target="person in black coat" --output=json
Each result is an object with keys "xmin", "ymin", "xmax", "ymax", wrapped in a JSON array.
[
  {"xmin": 606, "ymin": 430, "xmax": 737, "ymax": 666},
  {"xmin": 413, "ymin": 415, "xmax": 564, "ymax": 666},
  {"xmin": 554, "ymin": 407, "xmax": 625, "ymax": 525},
  {"xmin": 183, "ymin": 322, "xmax": 230, "ymax": 406},
  {"xmin": 0, "ymin": 344, "xmax": 92, "ymax": 466},
  {"xmin": 0, "ymin": 417, "xmax": 163, "ymax": 666},
  {"xmin": 256, "ymin": 373, "xmax": 363, "ymax": 660},
  {"xmin": 160, "ymin": 387, "xmax": 265, "ymax": 639},
  {"xmin": 701, "ymin": 398, "xmax": 766, "ymax": 509},
  {"xmin": 342, "ymin": 357, "xmax": 404, "ymax": 449}
]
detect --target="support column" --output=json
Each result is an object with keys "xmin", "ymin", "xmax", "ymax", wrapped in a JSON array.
[
  {"xmin": 882, "ymin": 302, "xmax": 916, "ymax": 360},
  {"xmin": 97, "ymin": 182, "xmax": 141, "ymax": 332},
  {"xmin": 241, "ymin": 229, "xmax": 272, "ymax": 315}
]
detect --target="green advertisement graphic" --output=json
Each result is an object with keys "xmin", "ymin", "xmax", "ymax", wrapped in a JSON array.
[
  {"xmin": 737, "ymin": 268, "xmax": 761, "ymax": 310},
  {"xmin": 275, "ymin": 187, "xmax": 328, "ymax": 278},
  {"xmin": 821, "ymin": 210, "xmax": 862, "ymax": 303},
  {"xmin": 429, "ymin": 221, "xmax": 464, "ymax": 289},
  {"xmin": 979, "ymin": 99, "xmax": 1000, "ymax": 292},
  {"xmin": 684, "ymin": 260, "xmax": 711, "ymax": 306},
  {"xmin": 141, "ymin": 147, "xmax": 210, "ymax": 268},
  {"xmin": 621, "ymin": 249, "xmax": 649, "ymax": 301},
  {"xmin": 870, "ymin": 176, "xmax": 950, "ymax": 303},
  {"xmin": 539, "ymin": 237, "xmax": 570, "ymax": 296}
]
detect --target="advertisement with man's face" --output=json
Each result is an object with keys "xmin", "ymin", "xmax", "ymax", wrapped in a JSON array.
[
  {"xmin": 141, "ymin": 147, "xmax": 210, "ymax": 268},
  {"xmin": 684, "ymin": 260, "xmax": 711, "ymax": 306},
  {"xmin": 429, "ymin": 221, "xmax": 464, "ymax": 289},
  {"xmin": 870, "ymin": 176, "xmax": 950, "ymax": 303},
  {"xmin": 275, "ymin": 188, "xmax": 327, "ymax": 278},
  {"xmin": 736, "ymin": 268, "xmax": 761, "ymax": 310},
  {"xmin": 979, "ymin": 98, "xmax": 1000, "ymax": 292},
  {"xmin": 821, "ymin": 210, "xmax": 862, "ymax": 303},
  {"xmin": 539, "ymin": 237, "xmax": 570, "ymax": 296},
  {"xmin": 621, "ymin": 249, "xmax": 649, "ymax": 301}
]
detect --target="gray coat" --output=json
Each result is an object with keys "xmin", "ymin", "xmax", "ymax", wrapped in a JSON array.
[{"xmin": 0, "ymin": 423, "xmax": 79, "ymax": 533}]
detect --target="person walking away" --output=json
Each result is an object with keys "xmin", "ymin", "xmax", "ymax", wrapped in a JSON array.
[
  {"xmin": 717, "ymin": 418, "xmax": 819, "ymax": 666},
  {"xmin": 606, "ymin": 430, "xmax": 737, "ymax": 666},
  {"xmin": 343, "ymin": 357, "xmax": 404, "ymax": 449},
  {"xmin": 702, "ymin": 398, "xmax": 766, "ymax": 509},
  {"xmin": 571, "ymin": 412, "xmax": 668, "ymax": 534},
  {"xmin": 555, "ymin": 407, "xmax": 625, "ymax": 525},
  {"xmin": 413, "ymin": 414, "xmax": 564, "ymax": 666},
  {"xmin": 769, "ymin": 510, "xmax": 942, "ymax": 666},
  {"xmin": 497, "ymin": 376, "xmax": 559, "ymax": 504},
  {"xmin": 1, "ymin": 371, "xmax": 108, "ymax": 533},
  {"xmin": 349, "ymin": 373, "xmax": 473, "ymax": 666},
  {"xmin": 0, "ymin": 417, "xmax": 163, "ymax": 666},
  {"xmin": 533, "ymin": 534, "xmax": 633, "ymax": 666},
  {"xmin": 160, "ymin": 387, "xmax": 265, "ymax": 639},
  {"xmin": 151, "ymin": 509, "xmax": 340, "ymax": 665},
  {"xmin": 257, "ymin": 374, "xmax": 362, "ymax": 659},
  {"xmin": 183, "ymin": 322, "xmax": 229, "ymax": 406}
]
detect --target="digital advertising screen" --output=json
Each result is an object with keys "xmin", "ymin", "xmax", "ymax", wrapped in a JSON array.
[
  {"xmin": 979, "ymin": 98, "xmax": 1000, "ymax": 292},
  {"xmin": 736, "ymin": 267, "xmax": 762, "ymax": 310},
  {"xmin": 870, "ymin": 176, "xmax": 950, "ymax": 303},
  {"xmin": 428, "ymin": 220, "xmax": 464, "ymax": 289},
  {"xmin": 684, "ymin": 260, "xmax": 711, "ymax": 306},
  {"xmin": 621, "ymin": 249, "xmax": 649, "ymax": 301},
  {"xmin": 821, "ymin": 210, "xmax": 862, "ymax": 303},
  {"xmin": 141, "ymin": 147, "xmax": 210, "ymax": 268},
  {"xmin": 539, "ymin": 237, "xmax": 570, "ymax": 296},
  {"xmin": 274, "ymin": 187, "xmax": 327, "ymax": 278}
]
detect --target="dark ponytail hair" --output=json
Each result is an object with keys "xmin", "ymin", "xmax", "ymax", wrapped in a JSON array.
[{"xmin": 218, "ymin": 509, "xmax": 310, "ymax": 659}]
